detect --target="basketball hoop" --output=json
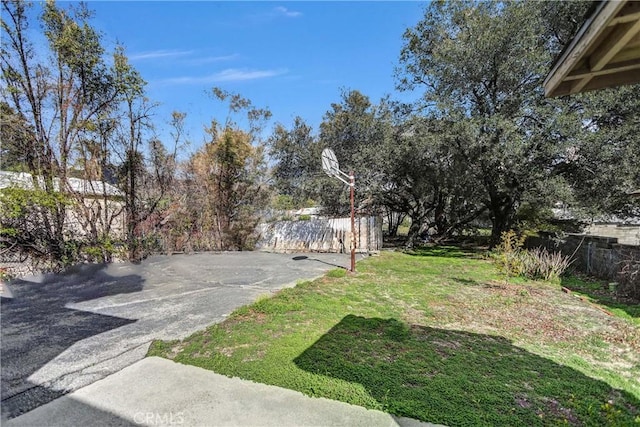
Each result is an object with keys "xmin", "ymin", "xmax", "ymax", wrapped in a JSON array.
[
  {"xmin": 320, "ymin": 148, "xmax": 356, "ymax": 273},
  {"xmin": 322, "ymin": 148, "xmax": 339, "ymax": 178},
  {"xmin": 321, "ymin": 148, "xmax": 353, "ymax": 186}
]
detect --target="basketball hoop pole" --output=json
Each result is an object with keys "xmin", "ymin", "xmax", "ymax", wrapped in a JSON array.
[
  {"xmin": 321, "ymin": 148, "xmax": 356, "ymax": 273},
  {"xmin": 350, "ymin": 171, "xmax": 355, "ymax": 273}
]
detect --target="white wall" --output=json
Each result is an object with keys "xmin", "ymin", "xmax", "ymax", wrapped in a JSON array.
[
  {"xmin": 257, "ymin": 216, "xmax": 383, "ymax": 253},
  {"xmin": 584, "ymin": 224, "xmax": 640, "ymax": 246}
]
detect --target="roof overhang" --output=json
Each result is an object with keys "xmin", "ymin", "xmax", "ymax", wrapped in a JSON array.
[{"xmin": 544, "ymin": 0, "xmax": 640, "ymax": 97}]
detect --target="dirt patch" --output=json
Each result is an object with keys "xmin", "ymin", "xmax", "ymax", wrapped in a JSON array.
[
  {"xmin": 431, "ymin": 338, "xmax": 462, "ymax": 350},
  {"xmin": 537, "ymin": 397, "xmax": 579, "ymax": 426},
  {"xmin": 219, "ymin": 343, "xmax": 254, "ymax": 357},
  {"xmin": 223, "ymin": 310, "xmax": 268, "ymax": 330},
  {"xmin": 433, "ymin": 280, "xmax": 640, "ymax": 382},
  {"xmin": 429, "ymin": 339, "xmax": 460, "ymax": 358},
  {"xmin": 242, "ymin": 349, "xmax": 266, "ymax": 362},
  {"xmin": 192, "ymin": 350, "xmax": 212, "ymax": 358},
  {"xmin": 397, "ymin": 300, "xmax": 427, "ymax": 325},
  {"xmin": 514, "ymin": 393, "xmax": 532, "ymax": 409},
  {"xmin": 164, "ymin": 343, "xmax": 183, "ymax": 360}
]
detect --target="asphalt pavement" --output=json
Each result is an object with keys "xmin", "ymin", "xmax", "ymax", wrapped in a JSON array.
[{"xmin": 1, "ymin": 251, "xmax": 352, "ymax": 420}]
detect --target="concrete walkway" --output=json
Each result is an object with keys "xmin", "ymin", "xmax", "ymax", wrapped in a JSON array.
[{"xmin": 6, "ymin": 357, "xmax": 442, "ymax": 427}]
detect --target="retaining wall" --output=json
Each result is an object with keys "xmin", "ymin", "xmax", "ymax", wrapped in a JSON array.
[
  {"xmin": 525, "ymin": 233, "xmax": 640, "ymax": 281},
  {"xmin": 584, "ymin": 223, "xmax": 640, "ymax": 246}
]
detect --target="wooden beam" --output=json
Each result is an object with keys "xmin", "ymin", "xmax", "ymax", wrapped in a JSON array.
[
  {"xmin": 574, "ymin": 18, "xmax": 640, "ymax": 94},
  {"xmin": 565, "ymin": 58, "xmax": 640, "ymax": 80},
  {"xmin": 569, "ymin": 76, "xmax": 592, "ymax": 94},
  {"xmin": 555, "ymin": 67, "xmax": 640, "ymax": 96},
  {"xmin": 547, "ymin": 81, "xmax": 576, "ymax": 97},
  {"xmin": 610, "ymin": 45, "xmax": 640, "ymax": 63},
  {"xmin": 544, "ymin": 1, "xmax": 625, "ymax": 97},
  {"xmin": 589, "ymin": 19, "xmax": 640, "ymax": 71},
  {"xmin": 608, "ymin": 1, "xmax": 640, "ymax": 26},
  {"xmin": 583, "ymin": 68, "xmax": 640, "ymax": 91},
  {"xmin": 610, "ymin": 10, "xmax": 640, "ymax": 25}
]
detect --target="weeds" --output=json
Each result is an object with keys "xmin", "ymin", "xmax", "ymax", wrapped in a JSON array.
[
  {"xmin": 493, "ymin": 230, "xmax": 572, "ymax": 282},
  {"xmin": 525, "ymin": 247, "xmax": 574, "ymax": 282},
  {"xmin": 617, "ymin": 252, "xmax": 640, "ymax": 300}
]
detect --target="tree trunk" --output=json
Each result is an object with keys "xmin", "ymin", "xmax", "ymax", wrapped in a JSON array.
[
  {"xmin": 489, "ymin": 195, "xmax": 516, "ymax": 248},
  {"xmin": 405, "ymin": 216, "xmax": 424, "ymax": 248},
  {"xmin": 386, "ymin": 210, "xmax": 405, "ymax": 237}
]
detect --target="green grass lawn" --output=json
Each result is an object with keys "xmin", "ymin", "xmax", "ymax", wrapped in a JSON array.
[{"xmin": 149, "ymin": 248, "xmax": 640, "ymax": 426}]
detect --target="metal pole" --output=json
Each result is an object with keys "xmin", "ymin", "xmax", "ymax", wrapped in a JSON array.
[{"xmin": 350, "ymin": 171, "xmax": 355, "ymax": 273}]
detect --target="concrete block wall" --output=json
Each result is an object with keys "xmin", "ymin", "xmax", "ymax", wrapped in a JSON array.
[
  {"xmin": 584, "ymin": 223, "xmax": 640, "ymax": 246},
  {"xmin": 526, "ymin": 233, "xmax": 640, "ymax": 281}
]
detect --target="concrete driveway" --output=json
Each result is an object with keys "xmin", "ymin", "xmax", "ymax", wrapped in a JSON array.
[{"xmin": 1, "ymin": 251, "xmax": 350, "ymax": 420}]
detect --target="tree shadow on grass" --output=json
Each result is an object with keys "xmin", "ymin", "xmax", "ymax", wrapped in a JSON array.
[
  {"xmin": 451, "ymin": 277, "xmax": 482, "ymax": 287},
  {"xmin": 294, "ymin": 315, "xmax": 639, "ymax": 426}
]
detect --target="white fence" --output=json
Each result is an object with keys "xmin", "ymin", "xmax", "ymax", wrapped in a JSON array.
[{"xmin": 256, "ymin": 216, "xmax": 383, "ymax": 253}]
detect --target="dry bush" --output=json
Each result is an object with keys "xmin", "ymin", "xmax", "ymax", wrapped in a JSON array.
[
  {"xmin": 617, "ymin": 252, "xmax": 640, "ymax": 300},
  {"xmin": 493, "ymin": 230, "xmax": 572, "ymax": 282}
]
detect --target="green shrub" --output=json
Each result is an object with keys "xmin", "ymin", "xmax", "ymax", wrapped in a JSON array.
[
  {"xmin": 0, "ymin": 267, "xmax": 10, "ymax": 282},
  {"xmin": 272, "ymin": 194, "xmax": 295, "ymax": 211},
  {"xmin": 493, "ymin": 230, "xmax": 526, "ymax": 278},
  {"xmin": 298, "ymin": 214, "xmax": 311, "ymax": 221}
]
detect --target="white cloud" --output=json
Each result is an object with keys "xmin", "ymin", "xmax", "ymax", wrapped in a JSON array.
[
  {"xmin": 188, "ymin": 54, "xmax": 241, "ymax": 65},
  {"xmin": 243, "ymin": 6, "xmax": 302, "ymax": 25},
  {"xmin": 161, "ymin": 68, "xmax": 288, "ymax": 85},
  {"xmin": 129, "ymin": 50, "xmax": 193, "ymax": 61},
  {"xmin": 211, "ymin": 68, "xmax": 287, "ymax": 82},
  {"xmin": 274, "ymin": 6, "xmax": 302, "ymax": 18}
]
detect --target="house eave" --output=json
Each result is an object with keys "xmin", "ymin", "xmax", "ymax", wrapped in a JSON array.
[{"xmin": 544, "ymin": 0, "xmax": 640, "ymax": 97}]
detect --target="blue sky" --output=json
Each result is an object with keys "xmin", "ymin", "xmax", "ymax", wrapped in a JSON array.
[{"xmin": 46, "ymin": 2, "xmax": 427, "ymax": 151}]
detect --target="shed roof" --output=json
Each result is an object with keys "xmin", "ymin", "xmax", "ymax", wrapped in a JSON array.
[
  {"xmin": 0, "ymin": 171, "xmax": 123, "ymax": 198},
  {"xmin": 544, "ymin": 0, "xmax": 640, "ymax": 97}
]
